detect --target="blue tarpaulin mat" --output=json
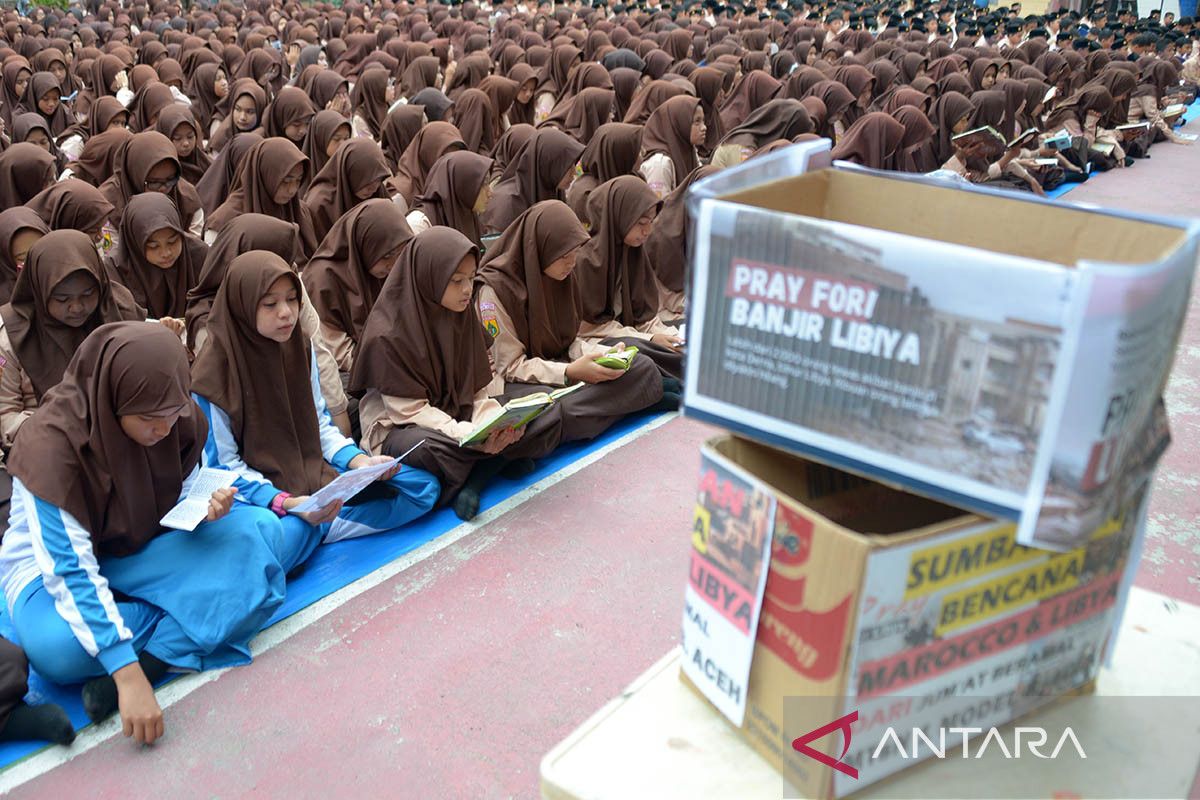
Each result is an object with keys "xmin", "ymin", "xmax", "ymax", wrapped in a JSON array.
[{"xmin": 0, "ymin": 410, "xmax": 667, "ymax": 769}]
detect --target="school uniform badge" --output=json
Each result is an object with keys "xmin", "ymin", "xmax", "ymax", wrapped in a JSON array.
[{"xmin": 480, "ymin": 301, "xmax": 500, "ymax": 338}]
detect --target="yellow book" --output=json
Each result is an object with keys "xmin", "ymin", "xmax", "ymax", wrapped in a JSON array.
[{"xmin": 594, "ymin": 346, "xmax": 639, "ymax": 370}]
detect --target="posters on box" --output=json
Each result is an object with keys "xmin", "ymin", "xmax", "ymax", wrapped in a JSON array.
[
  {"xmin": 687, "ymin": 194, "xmax": 1191, "ymax": 551},
  {"xmin": 821, "ymin": 496, "xmax": 1143, "ymax": 797},
  {"xmin": 680, "ymin": 449, "xmax": 777, "ymax": 726}
]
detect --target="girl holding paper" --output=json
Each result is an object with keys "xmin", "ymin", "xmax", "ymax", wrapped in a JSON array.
[
  {"xmin": 352, "ymin": 227, "xmax": 564, "ymax": 522},
  {"xmin": 0, "ymin": 322, "xmax": 288, "ymax": 744},
  {"xmin": 190, "ymin": 251, "xmax": 439, "ymax": 557},
  {"xmin": 475, "ymin": 201, "xmax": 669, "ymax": 444}
]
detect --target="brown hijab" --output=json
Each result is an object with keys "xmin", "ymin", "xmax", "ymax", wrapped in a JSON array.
[
  {"xmin": 639, "ymin": 95, "xmax": 700, "ymax": 181},
  {"xmin": 390, "ymin": 121, "xmax": 467, "ymax": 204},
  {"xmin": 208, "ymin": 137, "xmax": 318, "ymax": 257},
  {"xmin": 0, "ymin": 207, "xmax": 49, "ymax": 304},
  {"xmin": 566, "ymin": 121, "xmax": 643, "ymax": 225},
  {"xmin": 302, "ymin": 138, "xmax": 392, "ymax": 243},
  {"xmin": 263, "ymin": 85, "xmax": 317, "ymax": 142},
  {"xmin": 350, "ymin": 68, "xmax": 390, "ymax": 138},
  {"xmin": 622, "ymin": 79, "xmax": 687, "ymax": 125},
  {"xmin": 191, "ymin": 252, "xmax": 336, "ymax": 495},
  {"xmin": 25, "ymin": 179, "xmax": 115, "ymax": 233},
  {"xmin": 303, "ymin": 199, "xmax": 413, "ymax": 349},
  {"xmin": 453, "ymin": 88, "xmax": 498, "ymax": 153},
  {"xmin": 380, "ymin": 105, "xmax": 425, "ymax": 172},
  {"xmin": 643, "ymin": 165, "xmax": 719, "ymax": 295},
  {"xmin": 155, "ymin": 105, "xmax": 213, "ymax": 186},
  {"xmin": 104, "ymin": 193, "xmax": 208, "ymax": 319},
  {"xmin": 416, "ymin": 151, "xmax": 493, "ymax": 248},
  {"xmin": 349, "ymin": 227, "xmax": 492, "ymax": 420},
  {"xmin": 575, "ymin": 176, "xmax": 662, "ymax": 327},
  {"xmin": 195, "ymin": 130, "xmax": 263, "ymax": 217},
  {"xmin": 718, "ymin": 70, "xmax": 782, "ymax": 130},
  {"xmin": 484, "ymin": 127, "xmax": 584, "ymax": 234},
  {"xmin": 0, "ymin": 144, "xmax": 57, "ymax": 211},
  {"xmin": 186, "ymin": 214, "xmax": 300, "ymax": 347},
  {"xmin": 0, "ymin": 230, "xmax": 144, "ymax": 399},
  {"xmin": 718, "ymin": 98, "xmax": 813, "ymax": 149},
  {"xmin": 476, "ymin": 200, "xmax": 589, "ymax": 360},
  {"xmin": 17, "ymin": 72, "xmax": 74, "ymax": 138},
  {"xmin": 540, "ymin": 86, "xmax": 615, "ymax": 146},
  {"xmin": 210, "ymin": 78, "xmax": 267, "ymax": 152},
  {"xmin": 829, "ymin": 112, "xmax": 906, "ymax": 170},
  {"xmin": 7, "ymin": 321, "xmax": 205, "ymax": 557},
  {"xmin": 98, "ymin": 131, "xmax": 202, "ymax": 225}
]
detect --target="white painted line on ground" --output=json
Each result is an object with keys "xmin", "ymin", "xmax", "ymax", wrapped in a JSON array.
[{"xmin": 0, "ymin": 413, "xmax": 679, "ymax": 793}]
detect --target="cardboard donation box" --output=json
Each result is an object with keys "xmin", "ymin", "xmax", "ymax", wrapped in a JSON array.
[
  {"xmin": 682, "ymin": 143, "xmax": 1198, "ymax": 551},
  {"xmin": 679, "ymin": 435, "xmax": 1144, "ymax": 800}
]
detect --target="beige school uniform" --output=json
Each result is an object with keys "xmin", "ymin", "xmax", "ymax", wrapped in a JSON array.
[
  {"xmin": 359, "ymin": 379, "xmax": 505, "ymax": 456},
  {"xmin": 0, "ymin": 323, "xmax": 39, "ymax": 450}
]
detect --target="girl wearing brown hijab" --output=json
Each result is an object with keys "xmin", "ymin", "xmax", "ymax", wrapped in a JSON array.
[
  {"xmin": 2, "ymin": 320, "xmax": 289, "ymax": 738},
  {"xmin": 506, "ymin": 63, "xmax": 539, "ymax": 127},
  {"xmin": 575, "ymin": 176, "xmax": 683, "ymax": 380},
  {"xmin": 0, "ymin": 230, "xmax": 145, "ymax": 448},
  {"xmin": 0, "ymin": 208, "xmax": 49, "ymax": 306},
  {"xmin": 538, "ymin": 86, "xmax": 615, "ymax": 147},
  {"xmin": 483, "ymin": 126, "xmax": 584, "ymax": 234},
  {"xmin": 156, "ymin": 106, "xmax": 212, "ymax": 187},
  {"xmin": 306, "ymin": 109, "xmax": 354, "ymax": 179},
  {"xmin": 302, "ymin": 138, "xmax": 392, "ymax": 244},
  {"xmin": 127, "ymin": 81, "xmax": 176, "ymax": 134},
  {"xmin": 210, "ymin": 78, "xmax": 267, "ymax": 153},
  {"xmin": 208, "ymin": 137, "xmax": 319, "ymax": 257},
  {"xmin": 453, "ymin": 88, "xmax": 499, "ymax": 153},
  {"xmin": 58, "ymin": 96, "xmax": 129, "ymax": 170},
  {"xmin": 638, "ymin": 95, "xmax": 703, "ymax": 200},
  {"xmin": 350, "ymin": 68, "xmax": 390, "ymax": 140},
  {"xmin": 15, "ymin": 72, "xmax": 73, "ymax": 139},
  {"xmin": 11, "ymin": 114, "xmax": 68, "ymax": 175},
  {"xmin": 304, "ymin": 199, "xmax": 415, "ymax": 374},
  {"xmin": 191, "ymin": 251, "xmax": 438, "ymax": 550},
  {"xmin": 489, "ymin": 123, "xmax": 537, "ymax": 186},
  {"xmin": 829, "ymin": 112, "xmax": 906, "ymax": 169},
  {"xmin": 689, "ymin": 66, "xmax": 729, "ymax": 158},
  {"xmin": 889, "ymin": 106, "xmax": 938, "ymax": 172},
  {"xmin": 185, "ymin": 212, "xmax": 350, "ymax": 432},
  {"xmin": 390, "ymin": 121, "xmax": 467, "ymax": 205},
  {"xmin": 1, "ymin": 60, "xmax": 33, "ymax": 132},
  {"xmin": 25, "ymin": 180, "xmax": 115, "ymax": 245},
  {"xmin": 643, "ymin": 165, "xmax": 720, "ymax": 322},
  {"xmin": 622, "ymin": 79, "xmax": 688, "ymax": 126},
  {"xmin": 566, "ymin": 122, "xmax": 643, "ymax": 227},
  {"xmin": 710, "ymin": 98, "xmax": 814, "ymax": 168},
  {"xmin": 99, "ymin": 131, "xmax": 205, "ymax": 252},
  {"xmin": 534, "ymin": 45, "xmax": 582, "ymax": 124},
  {"xmin": 806, "ymin": 79, "xmax": 857, "ymax": 142},
  {"xmin": 407, "ymin": 151, "xmax": 494, "ymax": 249},
  {"xmin": 187, "ymin": 63, "xmax": 229, "ymax": 140},
  {"xmin": 262, "ymin": 85, "xmax": 316, "ymax": 146},
  {"xmin": 0, "ymin": 144, "xmax": 57, "ymax": 211},
  {"xmin": 352, "ymin": 227, "xmax": 564, "ymax": 521},
  {"xmin": 379, "ymin": 105, "xmax": 425, "ymax": 173},
  {"xmin": 718, "ymin": 70, "xmax": 782, "ymax": 131},
  {"xmin": 103, "ymin": 193, "xmax": 208, "ymax": 325},
  {"xmin": 195, "ymin": 130, "xmax": 263, "ymax": 218},
  {"xmin": 476, "ymin": 201, "xmax": 666, "ymax": 445}
]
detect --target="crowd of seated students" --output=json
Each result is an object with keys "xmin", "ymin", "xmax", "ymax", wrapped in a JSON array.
[{"xmin": 0, "ymin": 0, "xmax": 1194, "ymax": 749}]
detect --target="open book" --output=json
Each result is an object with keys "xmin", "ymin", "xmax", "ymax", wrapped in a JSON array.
[
  {"xmin": 1162, "ymin": 104, "xmax": 1187, "ymax": 125},
  {"xmin": 458, "ymin": 383, "xmax": 584, "ymax": 447},
  {"xmin": 594, "ymin": 346, "xmax": 639, "ymax": 370},
  {"xmin": 1042, "ymin": 129, "xmax": 1073, "ymax": 152},
  {"xmin": 1115, "ymin": 121, "xmax": 1150, "ymax": 141},
  {"xmin": 950, "ymin": 126, "xmax": 1006, "ymax": 160},
  {"xmin": 1091, "ymin": 141, "xmax": 1117, "ymax": 157},
  {"xmin": 160, "ymin": 468, "xmax": 238, "ymax": 531},
  {"xmin": 1007, "ymin": 128, "xmax": 1039, "ymax": 150}
]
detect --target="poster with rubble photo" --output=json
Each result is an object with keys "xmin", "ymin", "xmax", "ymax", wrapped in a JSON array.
[
  {"xmin": 680, "ymin": 449, "xmax": 777, "ymax": 726},
  {"xmin": 1030, "ymin": 251, "xmax": 1195, "ymax": 550},
  {"xmin": 686, "ymin": 201, "xmax": 1081, "ymax": 522},
  {"xmin": 828, "ymin": 494, "xmax": 1143, "ymax": 798}
]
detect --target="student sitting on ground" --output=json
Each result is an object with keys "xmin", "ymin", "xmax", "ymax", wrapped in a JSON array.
[
  {"xmin": 191, "ymin": 251, "xmax": 440, "ymax": 553},
  {"xmin": 352, "ymin": 227, "xmax": 565, "ymax": 521},
  {"xmin": 0, "ymin": 322, "xmax": 289, "ymax": 744}
]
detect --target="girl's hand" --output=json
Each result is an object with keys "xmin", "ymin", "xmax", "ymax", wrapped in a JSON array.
[
  {"xmin": 158, "ymin": 317, "xmax": 185, "ymax": 337},
  {"xmin": 565, "ymin": 355, "xmax": 624, "ymax": 384},
  {"xmin": 206, "ymin": 487, "xmax": 237, "ymax": 521},
  {"xmin": 282, "ymin": 495, "xmax": 344, "ymax": 525},
  {"xmin": 650, "ymin": 333, "xmax": 684, "ymax": 352},
  {"xmin": 475, "ymin": 426, "xmax": 524, "ymax": 454},
  {"xmin": 114, "ymin": 663, "xmax": 164, "ymax": 745},
  {"xmin": 348, "ymin": 453, "xmax": 403, "ymax": 481}
]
